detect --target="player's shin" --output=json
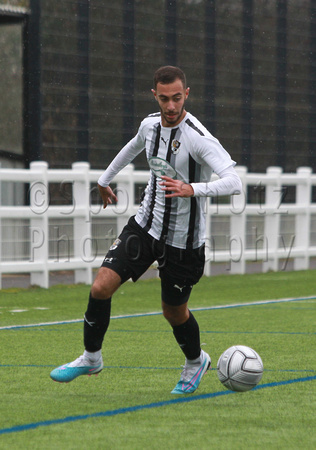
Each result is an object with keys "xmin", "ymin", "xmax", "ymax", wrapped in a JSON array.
[
  {"xmin": 172, "ymin": 310, "xmax": 201, "ymax": 360},
  {"xmin": 84, "ymin": 293, "xmax": 111, "ymax": 353}
]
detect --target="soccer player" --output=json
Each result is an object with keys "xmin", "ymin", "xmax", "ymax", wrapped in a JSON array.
[{"xmin": 50, "ymin": 66, "xmax": 242, "ymax": 394}]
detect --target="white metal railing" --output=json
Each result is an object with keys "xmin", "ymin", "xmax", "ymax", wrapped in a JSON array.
[{"xmin": 0, "ymin": 161, "xmax": 315, "ymax": 288}]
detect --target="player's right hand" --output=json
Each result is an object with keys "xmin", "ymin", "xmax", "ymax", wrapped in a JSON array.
[{"xmin": 97, "ymin": 184, "xmax": 118, "ymax": 208}]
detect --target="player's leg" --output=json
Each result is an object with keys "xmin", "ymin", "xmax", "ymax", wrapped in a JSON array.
[
  {"xmin": 159, "ymin": 244, "xmax": 204, "ymax": 361},
  {"xmin": 162, "ymin": 293, "xmax": 200, "ymax": 360},
  {"xmin": 84, "ymin": 267, "xmax": 121, "ymax": 352},
  {"xmin": 83, "ymin": 267, "xmax": 121, "ymax": 359},
  {"xmin": 50, "ymin": 267, "xmax": 121, "ymax": 383},
  {"xmin": 161, "ymin": 289, "xmax": 211, "ymax": 395},
  {"xmin": 159, "ymin": 244, "xmax": 210, "ymax": 394},
  {"xmin": 161, "ymin": 283, "xmax": 202, "ymax": 362}
]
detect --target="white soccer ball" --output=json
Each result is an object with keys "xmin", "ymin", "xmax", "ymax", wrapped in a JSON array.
[{"xmin": 217, "ymin": 345, "xmax": 263, "ymax": 392}]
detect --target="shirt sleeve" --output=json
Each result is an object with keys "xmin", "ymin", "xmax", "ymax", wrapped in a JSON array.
[
  {"xmin": 191, "ymin": 165, "xmax": 242, "ymax": 197},
  {"xmin": 98, "ymin": 131, "xmax": 145, "ymax": 187},
  {"xmin": 195, "ymin": 135, "xmax": 237, "ymax": 173}
]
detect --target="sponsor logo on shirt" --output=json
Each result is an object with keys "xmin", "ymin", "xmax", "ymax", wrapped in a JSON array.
[{"xmin": 148, "ymin": 157, "xmax": 177, "ymax": 179}]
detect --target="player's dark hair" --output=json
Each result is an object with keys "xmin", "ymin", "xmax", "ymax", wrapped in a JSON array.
[{"xmin": 153, "ymin": 66, "xmax": 187, "ymax": 89}]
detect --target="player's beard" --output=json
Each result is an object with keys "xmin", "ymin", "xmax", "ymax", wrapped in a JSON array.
[{"xmin": 160, "ymin": 105, "xmax": 185, "ymax": 126}]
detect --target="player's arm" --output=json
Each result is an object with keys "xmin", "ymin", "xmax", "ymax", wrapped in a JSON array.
[
  {"xmin": 97, "ymin": 126, "xmax": 145, "ymax": 206},
  {"xmin": 98, "ymin": 134, "xmax": 144, "ymax": 188},
  {"xmin": 160, "ymin": 166, "xmax": 242, "ymax": 198},
  {"xmin": 191, "ymin": 165, "xmax": 242, "ymax": 197}
]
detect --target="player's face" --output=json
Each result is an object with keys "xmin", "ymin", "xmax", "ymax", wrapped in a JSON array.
[{"xmin": 152, "ymin": 79, "xmax": 190, "ymax": 127}]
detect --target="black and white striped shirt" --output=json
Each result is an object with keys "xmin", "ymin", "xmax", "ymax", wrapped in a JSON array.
[{"xmin": 98, "ymin": 112, "xmax": 240, "ymax": 250}]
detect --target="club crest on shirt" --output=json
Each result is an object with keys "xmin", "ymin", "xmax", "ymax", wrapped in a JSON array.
[{"xmin": 171, "ymin": 139, "xmax": 181, "ymax": 154}]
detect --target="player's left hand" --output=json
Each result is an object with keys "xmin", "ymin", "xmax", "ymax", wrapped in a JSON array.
[{"xmin": 159, "ymin": 176, "xmax": 194, "ymax": 198}]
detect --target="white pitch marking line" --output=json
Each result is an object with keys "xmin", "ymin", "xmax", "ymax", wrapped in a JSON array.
[{"xmin": 0, "ymin": 295, "xmax": 315, "ymax": 331}]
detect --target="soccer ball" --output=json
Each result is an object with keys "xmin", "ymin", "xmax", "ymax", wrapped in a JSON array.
[{"xmin": 217, "ymin": 345, "xmax": 263, "ymax": 392}]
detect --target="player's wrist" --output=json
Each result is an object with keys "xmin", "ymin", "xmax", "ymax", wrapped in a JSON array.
[{"xmin": 182, "ymin": 183, "xmax": 194, "ymax": 197}]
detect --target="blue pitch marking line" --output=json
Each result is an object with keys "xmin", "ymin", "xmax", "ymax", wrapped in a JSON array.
[
  {"xmin": 0, "ymin": 375, "xmax": 315, "ymax": 436},
  {"xmin": 0, "ymin": 295, "xmax": 315, "ymax": 331}
]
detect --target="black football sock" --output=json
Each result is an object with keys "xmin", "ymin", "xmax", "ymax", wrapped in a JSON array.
[
  {"xmin": 172, "ymin": 311, "xmax": 201, "ymax": 360},
  {"xmin": 84, "ymin": 293, "xmax": 111, "ymax": 352}
]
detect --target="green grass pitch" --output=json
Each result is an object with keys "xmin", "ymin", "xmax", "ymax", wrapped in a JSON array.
[{"xmin": 0, "ymin": 270, "xmax": 315, "ymax": 449}]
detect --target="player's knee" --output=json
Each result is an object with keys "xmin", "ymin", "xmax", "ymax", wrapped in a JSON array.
[
  {"xmin": 90, "ymin": 280, "xmax": 111, "ymax": 299},
  {"xmin": 90, "ymin": 279, "xmax": 114, "ymax": 300},
  {"xmin": 91, "ymin": 268, "xmax": 121, "ymax": 299},
  {"xmin": 162, "ymin": 303, "xmax": 189, "ymax": 327}
]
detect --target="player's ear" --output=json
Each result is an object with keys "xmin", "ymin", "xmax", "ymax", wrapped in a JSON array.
[
  {"xmin": 151, "ymin": 88, "xmax": 157, "ymax": 100},
  {"xmin": 185, "ymin": 87, "xmax": 190, "ymax": 99}
]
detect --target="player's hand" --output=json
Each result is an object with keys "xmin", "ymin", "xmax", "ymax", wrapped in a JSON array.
[
  {"xmin": 159, "ymin": 176, "xmax": 194, "ymax": 198},
  {"xmin": 98, "ymin": 184, "xmax": 118, "ymax": 208}
]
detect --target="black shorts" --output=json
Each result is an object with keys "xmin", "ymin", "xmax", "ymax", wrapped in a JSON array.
[{"xmin": 101, "ymin": 216, "xmax": 205, "ymax": 305}]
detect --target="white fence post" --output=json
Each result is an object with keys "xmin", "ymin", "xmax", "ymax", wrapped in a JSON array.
[
  {"xmin": 294, "ymin": 167, "xmax": 312, "ymax": 270},
  {"xmin": 72, "ymin": 162, "xmax": 93, "ymax": 285},
  {"xmin": 29, "ymin": 161, "xmax": 49, "ymax": 288},
  {"xmin": 229, "ymin": 166, "xmax": 248, "ymax": 274},
  {"xmin": 262, "ymin": 166, "xmax": 283, "ymax": 272}
]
